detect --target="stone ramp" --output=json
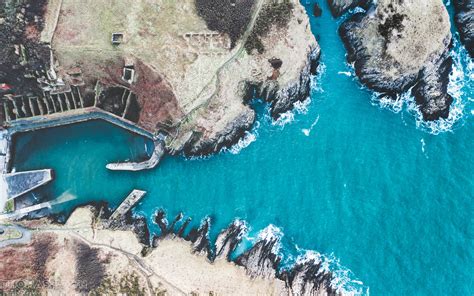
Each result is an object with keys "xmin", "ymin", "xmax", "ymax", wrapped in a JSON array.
[{"xmin": 3, "ymin": 169, "xmax": 53, "ymax": 200}]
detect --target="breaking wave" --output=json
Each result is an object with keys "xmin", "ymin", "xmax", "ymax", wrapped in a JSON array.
[
  {"xmin": 272, "ymin": 97, "xmax": 312, "ymax": 128},
  {"xmin": 370, "ymin": 92, "xmax": 405, "ymax": 113},
  {"xmin": 222, "ymin": 121, "xmax": 260, "ymax": 155}
]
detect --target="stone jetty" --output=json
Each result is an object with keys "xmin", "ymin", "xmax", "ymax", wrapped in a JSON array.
[{"xmin": 109, "ymin": 190, "xmax": 147, "ymax": 221}]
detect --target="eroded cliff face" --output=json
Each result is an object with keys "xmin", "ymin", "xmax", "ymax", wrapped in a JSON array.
[
  {"xmin": 338, "ymin": 0, "xmax": 454, "ymax": 121},
  {"xmin": 454, "ymin": 0, "xmax": 474, "ymax": 57}
]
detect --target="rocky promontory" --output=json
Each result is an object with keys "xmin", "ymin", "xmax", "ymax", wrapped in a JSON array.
[
  {"xmin": 454, "ymin": 0, "xmax": 474, "ymax": 57},
  {"xmin": 338, "ymin": 0, "xmax": 454, "ymax": 120}
]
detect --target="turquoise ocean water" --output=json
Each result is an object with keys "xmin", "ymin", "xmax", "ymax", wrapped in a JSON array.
[{"xmin": 11, "ymin": 1, "xmax": 473, "ymax": 295}]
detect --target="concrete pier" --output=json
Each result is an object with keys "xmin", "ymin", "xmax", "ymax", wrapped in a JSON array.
[
  {"xmin": 3, "ymin": 169, "xmax": 53, "ymax": 200},
  {"xmin": 0, "ymin": 191, "xmax": 75, "ymax": 220},
  {"xmin": 106, "ymin": 138, "xmax": 165, "ymax": 171},
  {"xmin": 110, "ymin": 189, "xmax": 146, "ymax": 221}
]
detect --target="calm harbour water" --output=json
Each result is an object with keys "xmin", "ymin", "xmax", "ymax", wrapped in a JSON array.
[{"xmin": 12, "ymin": 1, "xmax": 473, "ymax": 295}]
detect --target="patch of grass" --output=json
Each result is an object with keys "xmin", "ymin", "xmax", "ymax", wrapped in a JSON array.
[{"xmin": 195, "ymin": 0, "xmax": 256, "ymax": 48}]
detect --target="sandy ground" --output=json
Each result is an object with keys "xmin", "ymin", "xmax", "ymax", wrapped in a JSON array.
[{"xmin": 0, "ymin": 207, "xmax": 287, "ymax": 295}]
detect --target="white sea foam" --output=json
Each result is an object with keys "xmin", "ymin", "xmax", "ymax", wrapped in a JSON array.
[
  {"xmin": 302, "ymin": 115, "xmax": 320, "ymax": 136},
  {"xmin": 292, "ymin": 249, "xmax": 368, "ymax": 296},
  {"xmin": 338, "ymin": 71, "xmax": 352, "ymax": 77},
  {"xmin": 370, "ymin": 92, "xmax": 404, "ymax": 113},
  {"xmin": 220, "ymin": 121, "xmax": 260, "ymax": 155},
  {"xmin": 227, "ymin": 131, "xmax": 257, "ymax": 154},
  {"xmin": 272, "ymin": 97, "xmax": 312, "ymax": 128},
  {"xmin": 311, "ymin": 62, "xmax": 326, "ymax": 93},
  {"xmin": 257, "ymin": 224, "xmax": 283, "ymax": 254}
]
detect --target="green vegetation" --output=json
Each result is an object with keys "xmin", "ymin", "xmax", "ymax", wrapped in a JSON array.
[
  {"xmin": 4, "ymin": 199, "xmax": 14, "ymax": 213},
  {"xmin": 245, "ymin": 1, "xmax": 294, "ymax": 54}
]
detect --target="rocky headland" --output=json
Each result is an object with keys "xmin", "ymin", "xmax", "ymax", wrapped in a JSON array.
[
  {"xmin": 337, "ymin": 0, "xmax": 454, "ymax": 121},
  {"xmin": 454, "ymin": 0, "xmax": 474, "ymax": 57},
  {"xmin": 1, "ymin": 205, "xmax": 339, "ymax": 295}
]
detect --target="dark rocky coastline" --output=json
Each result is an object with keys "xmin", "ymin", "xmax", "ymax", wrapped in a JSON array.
[
  {"xmin": 255, "ymin": 46, "xmax": 321, "ymax": 120},
  {"xmin": 338, "ymin": 0, "xmax": 454, "ymax": 121},
  {"xmin": 454, "ymin": 0, "xmax": 474, "ymax": 57},
  {"xmin": 182, "ymin": 45, "xmax": 321, "ymax": 157},
  {"xmin": 148, "ymin": 208, "xmax": 338, "ymax": 295}
]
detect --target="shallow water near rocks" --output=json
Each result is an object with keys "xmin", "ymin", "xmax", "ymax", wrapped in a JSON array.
[{"xmin": 11, "ymin": 1, "xmax": 473, "ymax": 295}]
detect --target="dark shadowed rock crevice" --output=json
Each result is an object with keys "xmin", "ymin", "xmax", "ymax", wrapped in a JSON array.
[{"xmin": 454, "ymin": 0, "xmax": 474, "ymax": 57}]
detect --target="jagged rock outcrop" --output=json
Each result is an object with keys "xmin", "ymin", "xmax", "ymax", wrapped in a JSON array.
[
  {"xmin": 454, "ymin": 0, "xmax": 474, "ymax": 57},
  {"xmin": 412, "ymin": 50, "xmax": 454, "ymax": 120},
  {"xmin": 214, "ymin": 219, "xmax": 247, "ymax": 261},
  {"xmin": 280, "ymin": 258, "xmax": 337, "ymax": 296},
  {"xmin": 168, "ymin": 212, "xmax": 184, "ymax": 233},
  {"xmin": 177, "ymin": 217, "xmax": 192, "ymax": 238},
  {"xmin": 327, "ymin": 0, "xmax": 371, "ymax": 17},
  {"xmin": 339, "ymin": 0, "xmax": 453, "ymax": 121},
  {"xmin": 154, "ymin": 209, "xmax": 169, "ymax": 235},
  {"xmin": 252, "ymin": 46, "xmax": 321, "ymax": 119},
  {"xmin": 235, "ymin": 236, "xmax": 281, "ymax": 279},
  {"xmin": 183, "ymin": 108, "xmax": 255, "ymax": 156},
  {"xmin": 185, "ymin": 217, "xmax": 212, "ymax": 257}
]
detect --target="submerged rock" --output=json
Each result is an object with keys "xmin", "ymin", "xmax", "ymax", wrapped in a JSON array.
[
  {"xmin": 454, "ymin": 0, "xmax": 474, "ymax": 57},
  {"xmin": 214, "ymin": 219, "xmax": 247, "ymax": 261},
  {"xmin": 339, "ymin": 0, "xmax": 453, "ymax": 121},
  {"xmin": 313, "ymin": 3, "xmax": 323, "ymax": 17},
  {"xmin": 327, "ymin": 0, "xmax": 371, "ymax": 17}
]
